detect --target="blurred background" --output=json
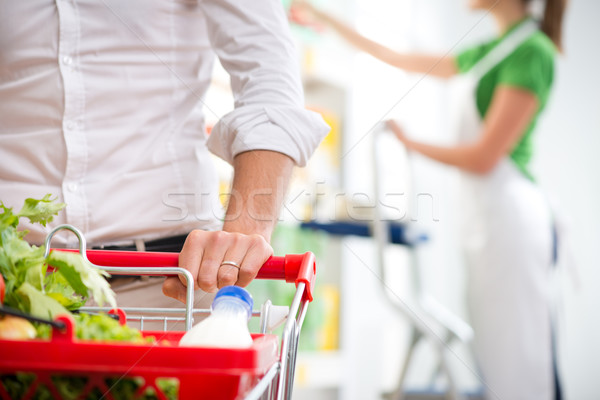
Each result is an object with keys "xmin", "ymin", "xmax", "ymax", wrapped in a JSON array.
[{"xmin": 204, "ymin": 0, "xmax": 600, "ymax": 398}]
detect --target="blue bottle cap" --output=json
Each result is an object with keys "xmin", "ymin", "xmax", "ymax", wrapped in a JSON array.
[{"xmin": 214, "ymin": 285, "xmax": 254, "ymax": 311}]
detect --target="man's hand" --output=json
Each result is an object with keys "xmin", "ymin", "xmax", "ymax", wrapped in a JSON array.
[
  {"xmin": 162, "ymin": 231, "xmax": 273, "ymax": 302},
  {"xmin": 162, "ymin": 150, "xmax": 294, "ymax": 302}
]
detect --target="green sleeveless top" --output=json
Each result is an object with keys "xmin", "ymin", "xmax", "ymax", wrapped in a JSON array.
[{"xmin": 455, "ymin": 18, "xmax": 556, "ymax": 181}]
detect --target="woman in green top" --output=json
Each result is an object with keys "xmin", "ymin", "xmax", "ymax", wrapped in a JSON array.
[{"xmin": 294, "ymin": 0, "xmax": 566, "ymax": 399}]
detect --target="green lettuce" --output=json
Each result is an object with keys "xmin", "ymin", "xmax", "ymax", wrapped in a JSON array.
[
  {"xmin": 0, "ymin": 194, "xmax": 115, "ymax": 318},
  {"xmin": 15, "ymin": 282, "xmax": 70, "ymax": 320},
  {"xmin": 15, "ymin": 194, "xmax": 66, "ymax": 227},
  {"xmin": 46, "ymin": 250, "xmax": 115, "ymax": 308},
  {"xmin": 1, "ymin": 195, "xmax": 177, "ymax": 399}
]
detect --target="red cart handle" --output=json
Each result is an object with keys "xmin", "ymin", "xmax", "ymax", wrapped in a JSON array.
[
  {"xmin": 0, "ymin": 274, "xmax": 5, "ymax": 304},
  {"xmin": 51, "ymin": 249, "xmax": 317, "ymax": 302}
]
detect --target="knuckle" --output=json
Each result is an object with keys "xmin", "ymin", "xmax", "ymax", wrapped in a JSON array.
[
  {"xmin": 183, "ymin": 230, "xmax": 208, "ymax": 251},
  {"xmin": 196, "ymin": 272, "xmax": 215, "ymax": 290},
  {"xmin": 186, "ymin": 229, "xmax": 204, "ymax": 244},
  {"xmin": 195, "ymin": 268, "xmax": 215, "ymax": 287},
  {"xmin": 219, "ymin": 270, "xmax": 237, "ymax": 282},
  {"xmin": 218, "ymin": 276, "xmax": 237, "ymax": 289},
  {"xmin": 243, "ymin": 266, "xmax": 259, "ymax": 280},
  {"xmin": 247, "ymin": 234, "xmax": 265, "ymax": 248},
  {"xmin": 197, "ymin": 281, "xmax": 215, "ymax": 292},
  {"xmin": 210, "ymin": 230, "xmax": 229, "ymax": 246}
]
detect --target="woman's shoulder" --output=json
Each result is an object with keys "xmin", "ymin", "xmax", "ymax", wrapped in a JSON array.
[
  {"xmin": 503, "ymin": 30, "xmax": 556, "ymax": 78},
  {"xmin": 498, "ymin": 30, "xmax": 556, "ymax": 102},
  {"xmin": 455, "ymin": 40, "xmax": 497, "ymax": 73},
  {"xmin": 456, "ymin": 29, "xmax": 555, "ymax": 74},
  {"xmin": 515, "ymin": 30, "xmax": 557, "ymax": 60}
]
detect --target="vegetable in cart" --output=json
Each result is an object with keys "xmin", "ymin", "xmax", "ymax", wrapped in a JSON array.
[{"xmin": 0, "ymin": 195, "xmax": 177, "ymax": 399}]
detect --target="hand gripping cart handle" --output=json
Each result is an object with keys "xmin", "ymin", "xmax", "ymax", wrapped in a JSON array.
[{"xmin": 0, "ymin": 224, "xmax": 316, "ymax": 400}]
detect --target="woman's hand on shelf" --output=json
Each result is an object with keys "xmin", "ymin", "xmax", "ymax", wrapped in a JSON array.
[{"xmin": 386, "ymin": 120, "xmax": 411, "ymax": 148}]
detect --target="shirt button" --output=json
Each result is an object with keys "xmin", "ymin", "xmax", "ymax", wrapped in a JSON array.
[
  {"xmin": 67, "ymin": 183, "xmax": 78, "ymax": 192},
  {"xmin": 62, "ymin": 56, "xmax": 73, "ymax": 65},
  {"xmin": 65, "ymin": 121, "xmax": 75, "ymax": 130}
]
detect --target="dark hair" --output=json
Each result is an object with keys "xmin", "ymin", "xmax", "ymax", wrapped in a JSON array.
[{"xmin": 525, "ymin": 0, "xmax": 567, "ymax": 51}]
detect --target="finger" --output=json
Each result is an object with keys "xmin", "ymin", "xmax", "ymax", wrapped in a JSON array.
[
  {"xmin": 217, "ymin": 233, "xmax": 248, "ymax": 289},
  {"xmin": 178, "ymin": 230, "xmax": 206, "ymax": 287},
  {"xmin": 235, "ymin": 235, "xmax": 273, "ymax": 288},
  {"xmin": 196, "ymin": 231, "xmax": 230, "ymax": 292},
  {"xmin": 162, "ymin": 276, "xmax": 187, "ymax": 304}
]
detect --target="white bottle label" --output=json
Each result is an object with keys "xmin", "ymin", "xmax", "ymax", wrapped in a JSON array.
[{"xmin": 179, "ymin": 313, "xmax": 253, "ymax": 348}]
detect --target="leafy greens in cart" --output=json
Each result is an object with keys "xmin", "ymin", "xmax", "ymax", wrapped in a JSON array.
[
  {"xmin": 0, "ymin": 196, "xmax": 179, "ymax": 399},
  {"xmin": 0, "ymin": 195, "xmax": 116, "ymax": 319}
]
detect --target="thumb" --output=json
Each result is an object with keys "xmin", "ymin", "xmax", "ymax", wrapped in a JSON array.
[{"xmin": 162, "ymin": 276, "xmax": 188, "ymax": 304}]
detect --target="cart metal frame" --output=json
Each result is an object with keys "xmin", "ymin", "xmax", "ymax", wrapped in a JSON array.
[{"xmin": 371, "ymin": 127, "xmax": 474, "ymax": 400}]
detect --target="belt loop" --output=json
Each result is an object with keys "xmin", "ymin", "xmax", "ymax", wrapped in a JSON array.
[{"xmin": 134, "ymin": 239, "xmax": 146, "ymax": 252}]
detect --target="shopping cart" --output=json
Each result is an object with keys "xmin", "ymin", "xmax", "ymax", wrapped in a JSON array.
[
  {"xmin": 0, "ymin": 224, "xmax": 317, "ymax": 400},
  {"xmin": 370, "ymin": 126, "xmax": 473, "ymax": 400},
  {"xmin": 301, "ymin": 126, "xmax": 473, "ymax": 399}
]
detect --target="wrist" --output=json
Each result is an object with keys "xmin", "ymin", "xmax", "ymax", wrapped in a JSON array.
[
  {"xmin": 311, "ymin": 7, "xmax": 328, "ymax": 23},
  {"xmin": 220, "ymin": 185, "xmax": 280, "ymax": 243},
  {"xmin": 222, "ymin": 218, "xmax": 274, "ymax": 243}
]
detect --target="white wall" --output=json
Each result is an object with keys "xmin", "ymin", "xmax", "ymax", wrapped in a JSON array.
[{"xmin": 533, "ymin": 1, "xmax": 600, "ymax": 398}]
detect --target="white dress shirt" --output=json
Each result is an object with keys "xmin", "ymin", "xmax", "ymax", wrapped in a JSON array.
[{"xmin": 0, "ymin": 0, "xmax": 329, "ymax": 246}]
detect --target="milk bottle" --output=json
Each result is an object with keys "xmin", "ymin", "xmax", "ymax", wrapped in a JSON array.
[{"xmin": 179, "ymin": 286, "xmax": 253, "ymax": 348}]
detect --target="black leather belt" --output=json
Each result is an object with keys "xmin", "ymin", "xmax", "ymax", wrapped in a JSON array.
[
  {"xmin": 95, "ymin": 234, "xmax": 188, "ymax": 282},
  {"xmin": 93, "ymin": 234, "xmax": 188, "ymax": 253}
]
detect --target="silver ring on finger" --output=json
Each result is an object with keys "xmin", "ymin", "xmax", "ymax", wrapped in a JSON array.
[{"xmin": 220, "ymin": 260, "xmax": 241, "ymax": 269}]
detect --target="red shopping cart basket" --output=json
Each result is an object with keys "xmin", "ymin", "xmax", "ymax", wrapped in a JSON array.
[{"xmin": 0, "ymin": 224, "xmax": 317, "ymax": 400}]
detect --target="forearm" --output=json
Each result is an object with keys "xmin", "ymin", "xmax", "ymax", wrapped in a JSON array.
[
  {"xmin": 395, "ymin": 87, "xmax": 540, "ymax": 175},
  {"xmin": 222, "ymin": 150, "xmax": 294, "ymax": 241},
  {"xmin": 392, "ymin": 53, "xmax": 458, "ymax": 79},
  {"xmin": 405, "ymin": 140, "xmax": 492, "ymax": 174},
  {"xmin": 312, "ymin": 8, "xmax": 457, "ymax": 78},
  {"xmin": 315, "ymin": 9, "xmax": 395, "ymax": 63}
]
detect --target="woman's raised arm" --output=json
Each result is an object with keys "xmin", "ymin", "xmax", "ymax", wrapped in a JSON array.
[{"xmin": 293, "ymin": 1, "xmax": 458, "ymax": 79}]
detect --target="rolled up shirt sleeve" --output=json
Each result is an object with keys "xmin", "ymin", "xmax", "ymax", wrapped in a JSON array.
[{"xmin": 201, "ymin": 0, "xmax": 330, "ymax": 167}]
